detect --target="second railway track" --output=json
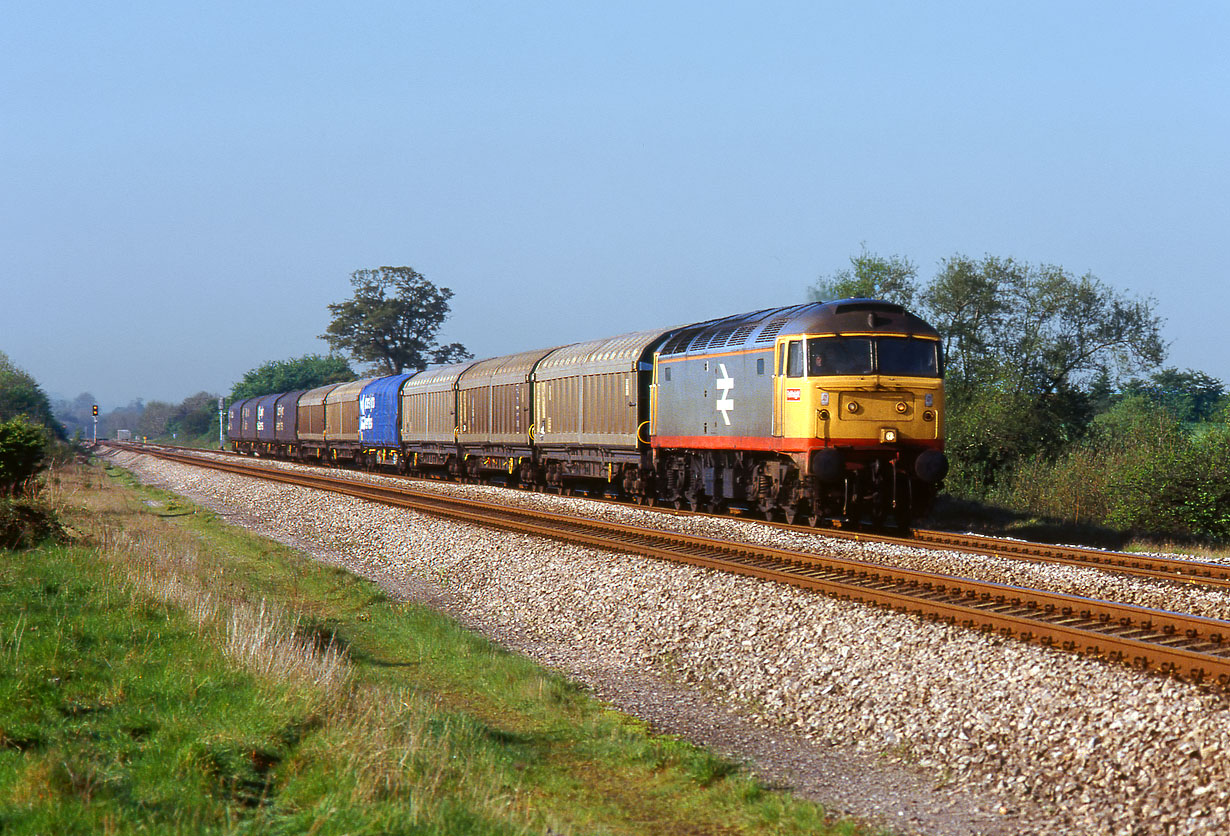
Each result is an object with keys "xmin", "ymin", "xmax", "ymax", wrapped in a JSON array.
[{"xmin": 109, "ymin": 443, "xmax": 1230, "ymax": 688}]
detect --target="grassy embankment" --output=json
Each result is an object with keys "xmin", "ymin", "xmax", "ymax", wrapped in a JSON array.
[{"xmin": 0, "ymin": 462, "xmax": 870, "ymax": 835}]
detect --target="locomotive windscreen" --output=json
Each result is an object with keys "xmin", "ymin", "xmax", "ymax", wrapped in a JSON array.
[
  {"xmin": 808, "ymin": 337, "xmax": 873, "ymax": 375},
  {"xmin": 876, "ymin": 337, "xmax": 940, "ymax": 377},
  {"xmin": 807, "ymin": 337, "xmax": 939, "ymax": 377}
]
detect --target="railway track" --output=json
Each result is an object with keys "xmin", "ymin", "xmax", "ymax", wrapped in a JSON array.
[
  {"xmin": 104, "ymin": 442, "xmax": 1230, "ymax": 688},
  {"xmin": 810, "ymin": 524, "xmax": 1230, "ymax": 591},
  {"xmin": 121, "ymin": 442, "xmax": 1230, "ymax": 593}
]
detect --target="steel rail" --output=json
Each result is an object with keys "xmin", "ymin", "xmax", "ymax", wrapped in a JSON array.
[
  {"xmin": 109, "ymin": 443, "xmax": 1230, "ymax": 592},
  {"xmin": 771, "ymin": 522, "xmax": 1230, "ymax": 590},
  {"xmin": 110, "ymin": 443, "xmax": 1230, "ymax": 688},
  {"xmin": 907, "ymin": 528, "xmax": 1230, "ymax": 588}
]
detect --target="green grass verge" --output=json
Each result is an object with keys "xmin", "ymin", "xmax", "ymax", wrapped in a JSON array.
[{"xmin": 0, "ymin": 464, "xmax": 871, "ymax": 835}]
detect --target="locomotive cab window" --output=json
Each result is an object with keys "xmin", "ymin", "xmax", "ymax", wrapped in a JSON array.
[
  {"xmin": 786, "ymin": 340, "xmax": 804, "ymax": 378},
  {"xmin": 806, "ymin": 336, "xmax": 940, "ymax": 377},
  {"xmin": 808, "ymin": 337, "xmax": 872, "ymax": 376},
  {"xmin": 877, "ymin": 337, "xmax": 940, "ymax": 377}
]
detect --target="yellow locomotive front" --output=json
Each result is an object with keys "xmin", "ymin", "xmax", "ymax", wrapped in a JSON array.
[{"xmin": 774, "ymin": 309, "xmax": 947, "ymax": 525}]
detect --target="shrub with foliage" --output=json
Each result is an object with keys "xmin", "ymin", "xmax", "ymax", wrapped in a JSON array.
[
  {"xmin": 231, "ymin": 354, "xmax": 355, "ymax": 400},
  {"xmin": 0, "ymin": 415, "xmax": 58, "ymax": 549},
  {"xmin": 0, "ymin": 416, "xmax": 48, "ymax": 497},
  {"xmin": 808, "ymin": 250, "xmax": 1165, "ymax": 494},
  {"xmin": 989, "ymin": 397, "xmax": 1230, "ymax": 541}
]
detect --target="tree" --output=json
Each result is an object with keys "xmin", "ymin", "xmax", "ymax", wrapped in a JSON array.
[
  {"xmin": 1123, "ymin": 368, "xmax": 1227, "ymax": 424},
  {"xmin": 321, "ymin": 267, "xmax": 472, "ymax": 375},
  {"xmin": 809, "ymin": 247, "xmax": 918, "ymax": 307},
  {"xmin": 918, "ymin": 255, "xmax": 1011, "ymax": 389},
  {"xmin": 920, "ymin": 255, "xmax": 1164, "ymax": 492},
  {"xmin": 137, "ymin": 400, "xmax": 177, "ymax": 439},
  {"xmin": 922, "ymin": 255, "xmax": 1164, "ymax": 397},
  {"xmin": 0, "ymin": 351, "xmax": 64, "ymax": 438},
  {"xmin": 230, "ymin": 355, "xmax": 354, "ymax": 400},
  {"xmin": 104, "ymin": 400, "xmax": 145, "ymax": 441},
  {"xmin": 171, "ymin": 391, "xmax": 223, "ymax": 438},
  {"xmin": 810, "ymin": 249, "xmax": 1167, "ymax": 494}
]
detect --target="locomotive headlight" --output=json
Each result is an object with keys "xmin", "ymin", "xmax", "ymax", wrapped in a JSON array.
[
  {"xmin": 895, "ymin": 401, "xmax": 908, "ymax": 414},
  {"xmin": 847, "ymin": 401, "xmax": 859, "ymax": 414},
  {"xmin": 881, "ymin": 428, "xmax": 898, "ymax": 444},
  {"xmin": 923, "ymin": 410, "xmax": 935, "ymax": 422},
  {"xmin": 924, "ymin": 393, "xmax": 934, "ymax": 408}
]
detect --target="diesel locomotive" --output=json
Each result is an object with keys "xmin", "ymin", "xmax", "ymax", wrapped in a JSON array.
[{"xmin": 227, "ymin": 299, "xmax": 947, "ymax": 526}]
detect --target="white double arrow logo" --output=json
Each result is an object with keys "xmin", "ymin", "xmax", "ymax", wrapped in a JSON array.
[{"xmin": 715, "ymin": 364, "xmax": 735, "ymax": 425}]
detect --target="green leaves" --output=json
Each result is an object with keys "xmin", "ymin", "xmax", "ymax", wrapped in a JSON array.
[
  {"xmin": 230, "ymin": 356, "xmax": 354, "ymax": 400},
  {"xmin": 320, "ymin": 267, "xmax": 473, "ymax": 376},
  {"xmin": 813, "ymin": 249, "xmax": 1172, "ymax": 496},
  {"xmin": 809, "ymin": 247, "xmax": 918, "ymax": 307},
  {"xmin": 0, "ymin": 351, "xmax": 63, "ymax": 439},
  {"xmin": 0, "ymin": 416, "xmax": 49, "ymax": 497},
  {"xmin": 924, "ymin": 255, "xmax": 1164, "ymax": 396}
]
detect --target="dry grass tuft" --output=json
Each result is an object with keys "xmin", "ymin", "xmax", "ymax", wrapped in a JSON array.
[
  {"xmin": 225, "ymin": 599, "xmax": 351, "ymax": 696},
  {"xmin": 66, "ymin": 463, "xmax": 354, "ymax": 701}
]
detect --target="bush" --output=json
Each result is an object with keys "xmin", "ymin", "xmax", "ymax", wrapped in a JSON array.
[
  {"xmin": 0, "ymin": 416, "xmax": 48, "ymax": 496},
  {"xmin": 943, "ymin": 386, "xmax": 1060, "ymax": 497},
  {"xmin": 988, "ymin": 396, "xmax": 1230, "ymax": 541}
]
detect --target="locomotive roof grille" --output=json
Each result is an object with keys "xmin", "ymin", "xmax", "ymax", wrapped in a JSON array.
[
  {"xmin": 661, "ymin": 330, "xmax": 701, "ymax": 355},
  {"xmin": 686, "ymin": 331, "xmax": 712, "ymax": 352},
  {"xmin": 727, "ymin": 323, "xmax": 757, "ymax": 346},
  {"xmin": 703, "ymin": 327, "xmax": 738, "ymax": 350},
  {"xmin": 754, "ymin": 319, "xmax": 790, "ymax": 342}
]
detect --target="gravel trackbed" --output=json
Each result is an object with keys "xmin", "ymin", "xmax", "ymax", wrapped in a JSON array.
[{"xmin": 107, "ymin": 450, "xmax": 1230, "ymax": 836}]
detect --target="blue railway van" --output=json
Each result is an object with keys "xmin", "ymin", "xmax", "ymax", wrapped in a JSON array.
[{"xmin": 358, "ymin": 374, "xmax": 415, "ymax": 468}]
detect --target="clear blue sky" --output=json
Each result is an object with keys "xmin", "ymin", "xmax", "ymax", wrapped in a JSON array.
[{"xmin": 3, "ymin": 2, "xmax": 1228, "ymax": 408}]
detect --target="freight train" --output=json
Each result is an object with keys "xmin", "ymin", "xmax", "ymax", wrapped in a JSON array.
[{"xmin": 227, "ymin": 299, "xmax": 947, "ymax": 526}]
